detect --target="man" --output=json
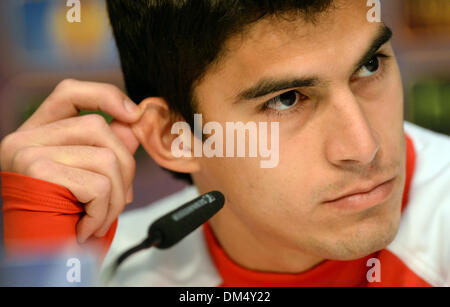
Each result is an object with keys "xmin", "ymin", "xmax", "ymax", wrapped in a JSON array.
[{"xmin": 1, "ymin": 0, "xmax": 449, "ymax": 286}]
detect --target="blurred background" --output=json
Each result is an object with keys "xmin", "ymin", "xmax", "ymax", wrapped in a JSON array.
[{"xmin": 0, "ymin": 0, "xmax": 449, "ymax": 249}]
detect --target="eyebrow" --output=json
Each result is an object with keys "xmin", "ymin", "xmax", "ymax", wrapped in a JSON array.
[
  {"xmin": 236, "ymin": 77, "xmax": 321, "ymax": 102},
  {"xmin": 234, "ymin": 24, "xmax": 393, "ymax": 103}
]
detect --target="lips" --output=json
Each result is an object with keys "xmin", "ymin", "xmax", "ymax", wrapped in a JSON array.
[
  {"xmin": 325, "ymin": 177, "xmax": 395, "ymax": 203},
  {"xmin": 323, "ymin": 176, "xmax": 397, "ymax": 211}
]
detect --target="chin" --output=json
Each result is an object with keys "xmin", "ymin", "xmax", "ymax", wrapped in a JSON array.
[
  {"xmin": 306, "ymin": 195, "xmax": 404, "ymax": 261},
  {"xmin": 333, "ymin": 203, "xmax": 402, "ymax": 260}
]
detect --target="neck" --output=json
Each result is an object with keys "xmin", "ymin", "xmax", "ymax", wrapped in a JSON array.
[{"xmin": 208, "ymin": 204, "xmax": 324, "ymax": 274}]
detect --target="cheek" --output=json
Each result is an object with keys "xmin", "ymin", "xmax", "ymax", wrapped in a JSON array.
[
  {"xmin": 196, "ymin": 140, "xmax": 314, "ymax": 224},
  {"xmin": 276, "ymin": 137, "xmax": 323, "ymax": 205}
]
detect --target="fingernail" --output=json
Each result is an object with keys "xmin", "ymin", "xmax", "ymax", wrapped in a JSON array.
[
  {"xmin": 95, "ymin": 228, "xmax": 107, "ymax": 238},
  {"xmin": 126, "ymin": 186, "xmax": 133, "ymax": 203},
  {"xmin": 77, "ymin": 234, "xmax": 87, "ymax": 244},
  {"xmin": 123, "ymin": 99, "xmax": 140, "ymax": 114}
]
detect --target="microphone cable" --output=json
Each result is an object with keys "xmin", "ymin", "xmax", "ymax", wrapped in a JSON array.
[{"xmin": 104, "ymin": 190, "xmax": 225, "ymax": 283}]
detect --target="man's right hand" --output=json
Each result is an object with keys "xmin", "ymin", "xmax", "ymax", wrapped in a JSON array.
[{"xmin": 0, "ymin": 79, "xmax": 144, "ymax": 243}]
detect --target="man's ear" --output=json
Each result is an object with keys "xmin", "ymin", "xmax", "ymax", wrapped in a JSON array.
[{"xmin": 131, "ymin": 97, "xmax": 200, "ymax": 174}]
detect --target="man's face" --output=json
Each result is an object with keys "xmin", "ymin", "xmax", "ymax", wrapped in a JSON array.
[{"xmin": 191, "ymin": 1, "xmax": 406, "ymax": 262}]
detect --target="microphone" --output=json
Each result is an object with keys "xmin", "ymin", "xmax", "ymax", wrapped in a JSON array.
[
  {"xmin": 149, "ymin": 190, "xmax": 225, "ymax": 249},
  {"xmin": 108, "ymin": 190, "xmax": 225, "ymax": 280}
]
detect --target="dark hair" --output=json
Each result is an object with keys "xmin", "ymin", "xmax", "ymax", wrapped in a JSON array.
[{"xmin": 106, "ymin": 0, "xmax": 333, "ymax": 184}]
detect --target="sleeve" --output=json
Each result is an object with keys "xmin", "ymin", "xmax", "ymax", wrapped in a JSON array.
[{"xmin": 1, "ymin": 171, "xmax": 117, "ymax": 263}]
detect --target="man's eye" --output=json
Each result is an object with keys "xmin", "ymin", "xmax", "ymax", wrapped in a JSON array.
[
  {"xmin": 264, "ymin": 90, "xmax": 303, "ymax": 111},
  {"xmin": 355, "ymin": 55, "xmax": 381, "ymax": 78}
]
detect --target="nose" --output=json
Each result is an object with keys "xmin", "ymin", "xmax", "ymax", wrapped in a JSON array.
[{"xmin": 324, "ymin": 88, "xmax": 380, "ymax": 169}]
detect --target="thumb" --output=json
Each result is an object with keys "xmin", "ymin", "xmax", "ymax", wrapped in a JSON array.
[{"xmin": 109, "ymin": 120, "xmax": 140, "ymax": 155}]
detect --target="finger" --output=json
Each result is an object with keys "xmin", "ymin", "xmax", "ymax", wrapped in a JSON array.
[
  {"xmin": 10, "ymin": 145, "xmax": 127, "ymax": 236},
  {"xmin": 17, "ymin": 79, "xmax": 142, "ymax": 132},
  {"xmin": 22, "ymin": 158, "xmax": 112, "ymax": 243},
  {"xmin": 6, "ymin": 114, "xmax": 136, "ymax": 194},
  {"xmin": 126, "ymin": 184, "xmax": 134, "ymax": 203},
  {"xmin": 109, "ymin": 120, "xmax": 140, "ymax": 155}
]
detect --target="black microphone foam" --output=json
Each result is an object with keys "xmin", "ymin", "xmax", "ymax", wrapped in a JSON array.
[{"xmin": 148, "ymin": 191, "xmax": 225, "ymax": 249}]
